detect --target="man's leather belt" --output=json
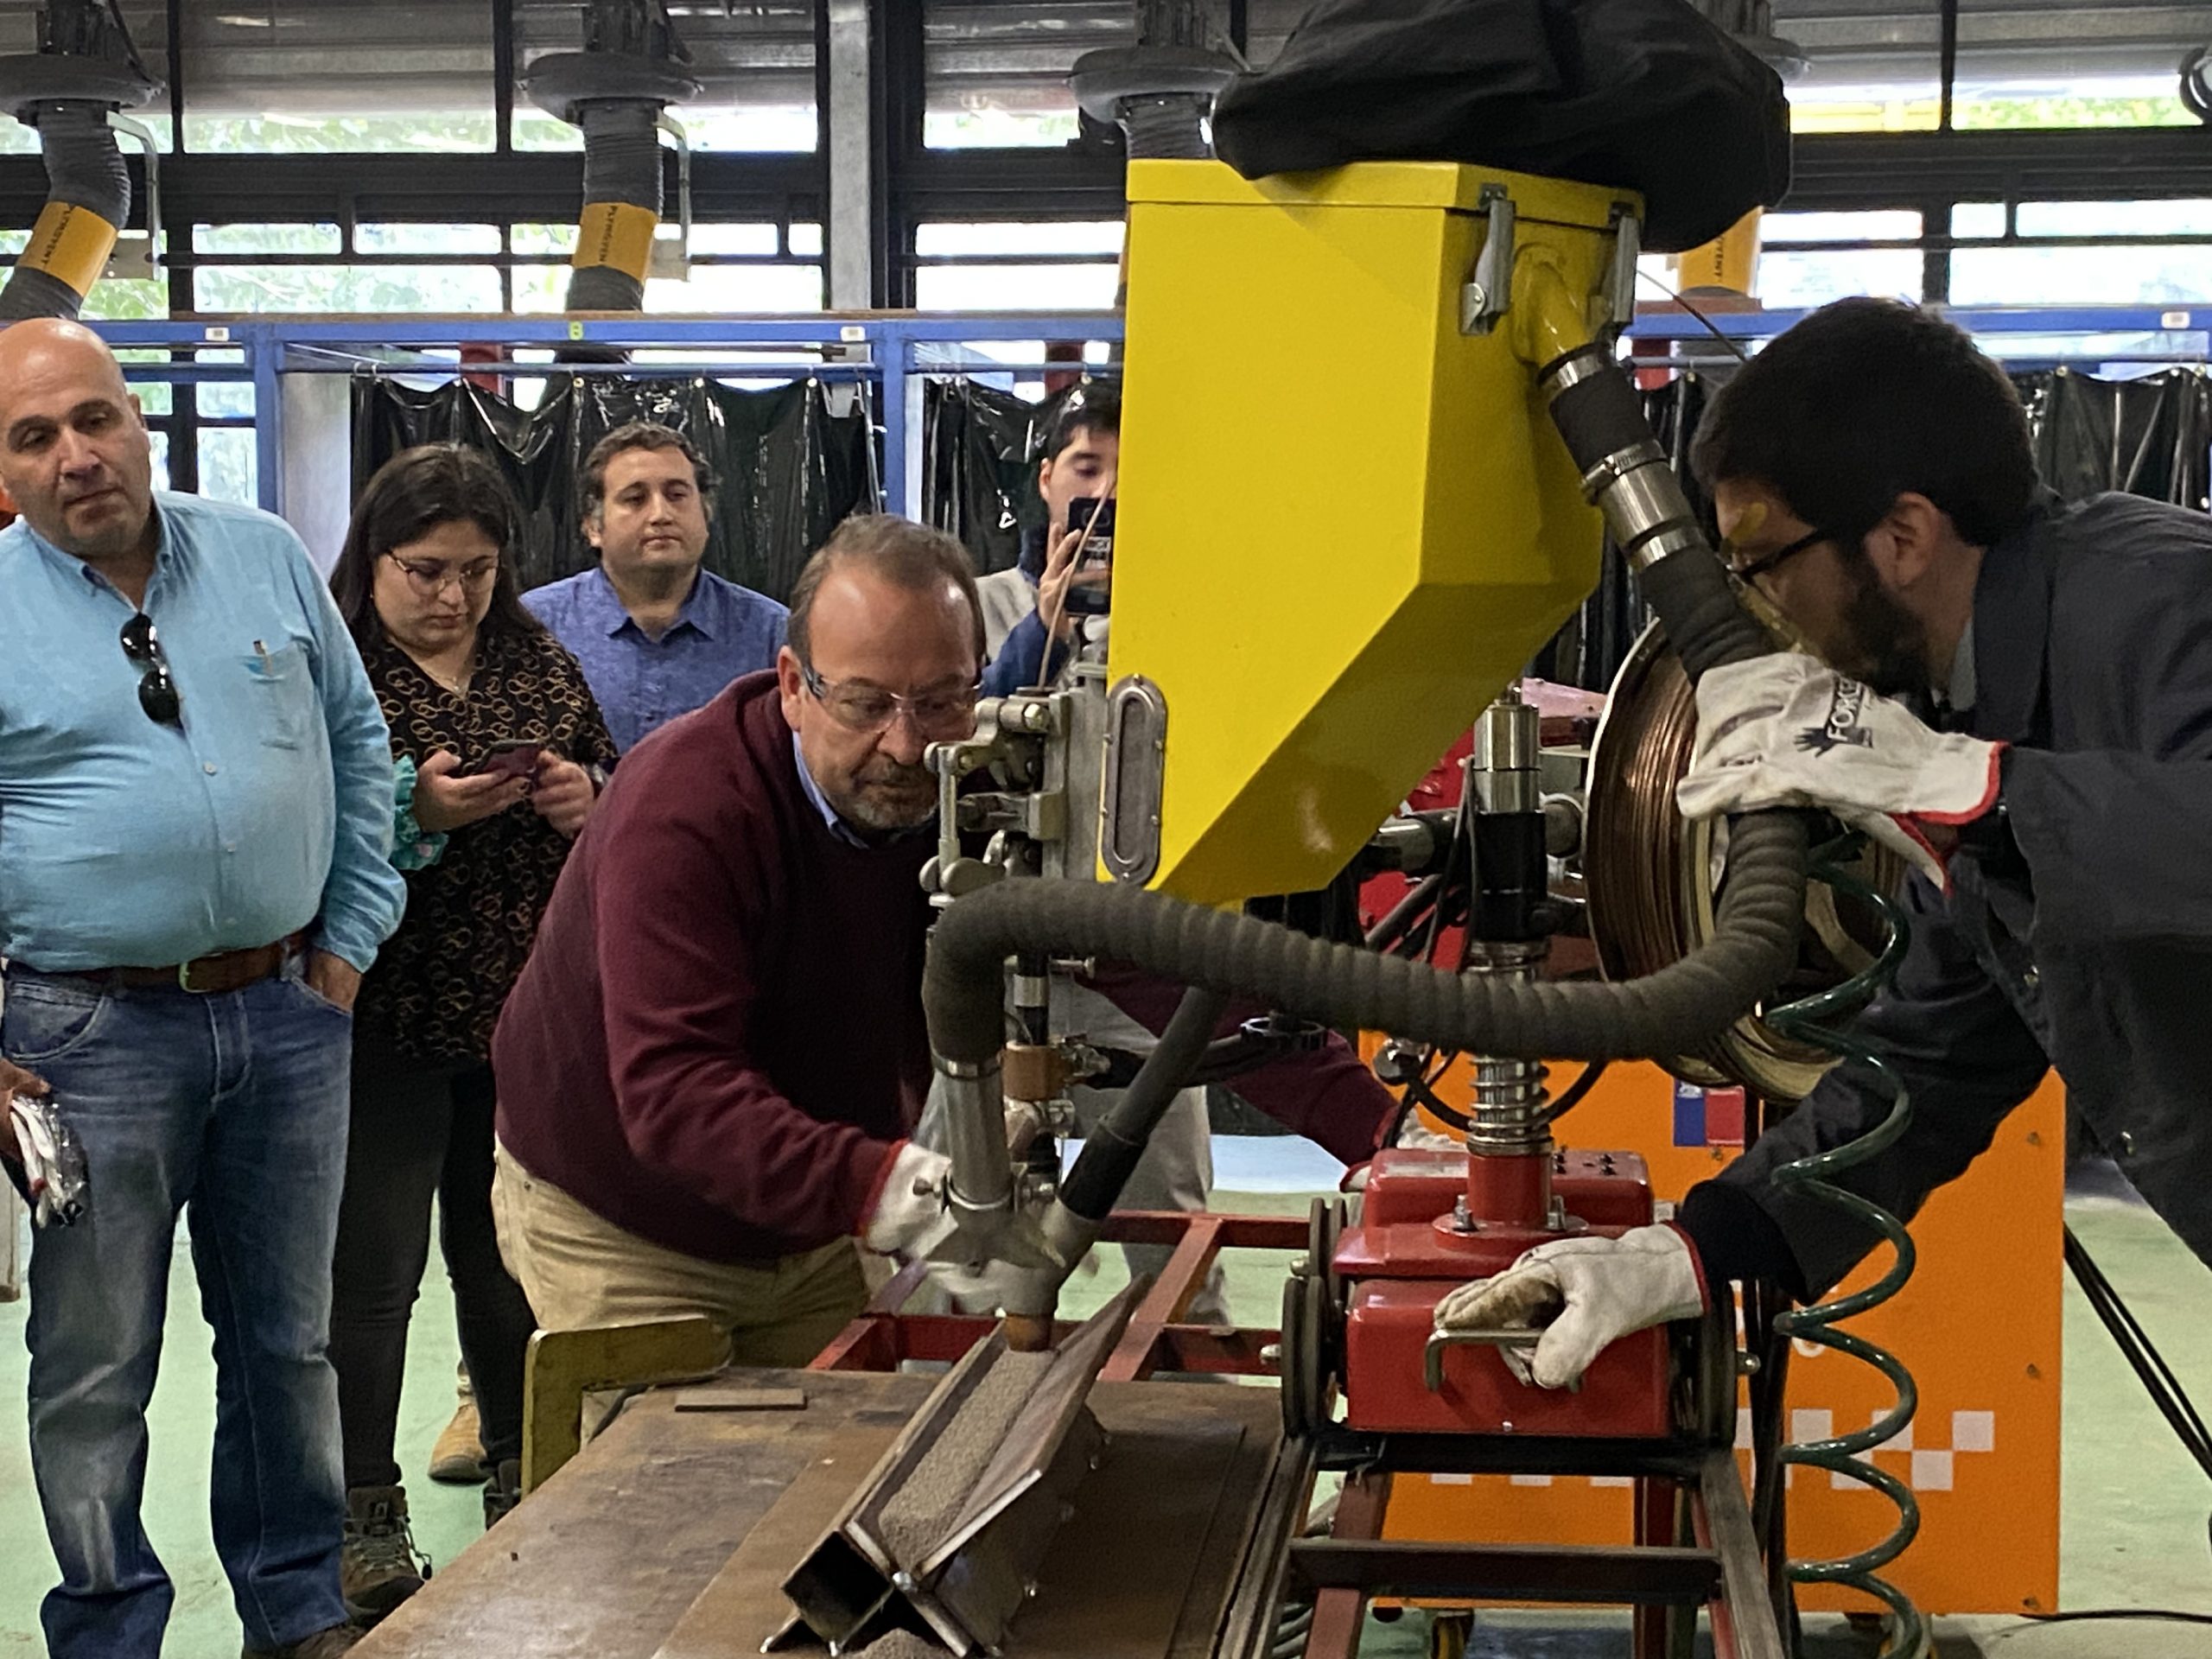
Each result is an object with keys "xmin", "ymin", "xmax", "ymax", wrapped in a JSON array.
[{"xmin": 84, "ymin": 931, "xmax": 309, "ymax": 995}]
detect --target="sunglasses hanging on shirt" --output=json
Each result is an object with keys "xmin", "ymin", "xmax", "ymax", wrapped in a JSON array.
[{"xmin": 119, "ymin": 612, "xmax": 182, "ymax": 728}]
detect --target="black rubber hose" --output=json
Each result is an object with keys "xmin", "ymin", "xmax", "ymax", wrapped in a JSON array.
[
  {"xmin": 1058, "ymin": 987, "xmax": 1230, "ymax": 1223},
  {"xmin": 0, "ymin": 102, "xmax": 130, "ymax": 322},
  {"xmin": 925, "ymin": 855, "xmax": 1802, "ymax": 1069},
  {"xmin": 564, "ymin": 99, "xmax": 661, "ymax": 314}
]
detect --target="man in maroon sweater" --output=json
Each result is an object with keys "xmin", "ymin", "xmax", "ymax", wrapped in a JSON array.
[{"xmin": 492, "ymin": 514, "xmax": 1395, "ymax": 1362}]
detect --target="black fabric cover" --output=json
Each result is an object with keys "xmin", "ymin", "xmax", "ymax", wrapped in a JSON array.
[
  {"xmin": 352, "ymin": 374, "xmax": 877, "ymax": 602},
  {"xmin": 1211, "ymin": 0, "xmax": 1790, "ymax": 254},
  {"xmin": 918, "ymin": 378, "xmax": 1108, "ymax": 574},
  {"xmin": 2011, "ymin": 368, "xmax": 2212, "ymax": 512}
]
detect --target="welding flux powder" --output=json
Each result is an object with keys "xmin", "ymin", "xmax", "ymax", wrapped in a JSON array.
[
  {"xmin": 854, "ymin": 1629, "xmax": 951, "ymax": 1659},
  {"xmin": 878, "ymin": 1349, "xmax": 1057, "ymax": 1569}
]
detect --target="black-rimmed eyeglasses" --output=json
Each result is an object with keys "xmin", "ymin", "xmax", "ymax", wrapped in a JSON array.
[
  {"xmin": 1726, "ymin": 526, "xmax": 1831, "ymax": 587},
  {"xmin": 120, "ymin": 612, "xmax": 181, "ymax": 728}
]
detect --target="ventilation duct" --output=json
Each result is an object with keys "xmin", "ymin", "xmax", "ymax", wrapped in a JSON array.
[
  {"xmin": 1069, "ymin": 0, "xmax": 1237, "ymax": 159},
  {"xmin": 520, "ymin": 0, "xmax": 701, "ymax": 317},
  {"xmin": 0, "ymin": 0, "xmax": 161, "ymax": 324}
]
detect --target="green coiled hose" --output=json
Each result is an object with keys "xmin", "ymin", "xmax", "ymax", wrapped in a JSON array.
[{"xmin": 1763, "ymin": 849, "xmax": 1928, "ymax": 1659}]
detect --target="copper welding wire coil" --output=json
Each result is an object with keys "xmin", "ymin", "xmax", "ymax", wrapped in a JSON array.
[{"xmin": 1584, "ymin": 622, "xmax": 1901, "ymax": 1104}]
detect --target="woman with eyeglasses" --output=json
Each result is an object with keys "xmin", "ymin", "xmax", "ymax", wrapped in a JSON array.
[{"xmin": 321, "ymin": 444, "xmax": 617, "ymax": 1623}]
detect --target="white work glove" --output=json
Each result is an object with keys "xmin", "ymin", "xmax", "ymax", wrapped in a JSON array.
[
  {"xmin": 1431, "ymin": 1224, "xmax": 1707, "ymax": 1391},
  {"xmin": 861, "ymin": 1142, "xmax": 1063, "ymax": 1314},
  {"xmin": 860, "ymin": 1142, "xmax": 957, "ymax": 1258},
  {"xmin": 1395, "ymin": 1114, "xmax": 1463, "ymax": 1153},
  {"xmin": 1675, "ymin": 655, "xmax": 2003, "ymax": 888}
]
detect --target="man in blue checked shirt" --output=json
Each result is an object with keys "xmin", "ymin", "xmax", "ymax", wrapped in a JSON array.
[
  {"xmin": 0, "ymin": 320, "xmax": 404, "ymax": 1659},
  {"xmin": 524, "ymin": 421, "xmax": 788, "ymax": 753}
]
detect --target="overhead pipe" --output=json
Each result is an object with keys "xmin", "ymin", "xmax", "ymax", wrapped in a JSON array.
[
  {"xmin": 0, "ymin": 0, "xmax": 161, "ymax": 323},
  {"xmin": 519, "ymin": 0, "xmax": 700, "ymax": 335}
]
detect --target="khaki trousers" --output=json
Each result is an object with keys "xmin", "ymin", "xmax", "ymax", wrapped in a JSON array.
[{"xmin": 492, "ymin": 1141, "xmax": 869, "ymax": 1367}]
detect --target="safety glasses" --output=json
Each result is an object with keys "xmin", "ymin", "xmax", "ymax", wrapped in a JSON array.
[{"xmin": 1726, "ymin": 526, "xmax": 1830, "ymax": 587}]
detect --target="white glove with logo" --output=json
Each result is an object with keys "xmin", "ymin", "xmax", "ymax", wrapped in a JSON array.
[
  {"xmin": 1431, "ymin": 1224, "xmax": 1707, "ymax": 1390},
  {"xmin": 1675, "ymin": 655, "xmax": 2003, "ymax": 887}
]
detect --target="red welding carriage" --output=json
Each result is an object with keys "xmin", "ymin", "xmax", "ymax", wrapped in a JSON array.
[{"xmin": 1319, "ymin": 1147, "xmax": 1678, "ymax": 1439}]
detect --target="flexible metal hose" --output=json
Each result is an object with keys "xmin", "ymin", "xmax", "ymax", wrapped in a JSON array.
[
  {"xmin": 924, "ymin": 849, "xmax": 1804, "ymax": 1069},
  {"xmin": 0, "ymin": 102, "xmax": 130, "ymax": 321},
  {"xmin": 1764, "ymin": 855, "xmax": 1927, "ymax": 1659},
  {"xmin": 564, "ymin": 99, "xmax": 662, "ymax": 313}
]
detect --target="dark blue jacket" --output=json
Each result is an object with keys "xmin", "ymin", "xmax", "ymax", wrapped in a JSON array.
[{"xmin": 1687, "ymin": 493, "xmax": 2212, "ymax": 1296}]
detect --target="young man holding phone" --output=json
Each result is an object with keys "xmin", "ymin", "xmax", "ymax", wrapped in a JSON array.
[{"xmin": 976, "ymin": 387, "xmax": 1118, "ymax": 691}]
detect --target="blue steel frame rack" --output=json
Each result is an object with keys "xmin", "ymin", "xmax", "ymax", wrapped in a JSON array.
[
  {"xmin": 88, "ymin": 314, "xmax": 1130, "ymax": 521},
  {"xmin": 86, "ymin": 305, "xmax": 2209, "ymax": 520}
]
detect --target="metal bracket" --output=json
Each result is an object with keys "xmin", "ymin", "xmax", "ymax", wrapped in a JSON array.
[
  {"xmin": 1605, "ymin": 204, "xmax": 1643, "ymax": 330},
  {"xmin": 107, "ymin": 110, "xmax": 159, "ymax": 276},
  {"xmin": 1424, "ymin": 1325, "xmax": 1580, "ymax": 1394},
  {"xmin": 1099, "ymin": 675, "xmax": 1166, "ymax": 885},
  {"xmin": 649, "ymin": 111, "xmax": 691, "ymax": 280},
  {"xmin": 1459, "ymin": 185, "xmax": 1516, "ymax": 335}
]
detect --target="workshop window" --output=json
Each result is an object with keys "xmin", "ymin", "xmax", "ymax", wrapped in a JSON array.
[
  {"xmin": 1950, "ymin": 0, "xmax": 2198, "ymax": 129},
  {"xmin": 1753, "ymin": 212, "xmax": 1926, "ymax": 308},
  {"xmin": 923, "ymin": 1, "xmax": 1127, "ymax": 148},
  {"xmin": 912, "ymin": 220, "xmax": 1123, "ymax": 311},
  {"xmin": 194, "ymin": 264, "xmax": 505, "ymax": 313},
  {"xmin": 510, "ymin": 1, "xmax": 816, "ymax": 150}
]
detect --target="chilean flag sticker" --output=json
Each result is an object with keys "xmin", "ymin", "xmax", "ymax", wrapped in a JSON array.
[{"xmin": 1673, "ymin": 1080, "xmax": 1746, "ymax": 1148}]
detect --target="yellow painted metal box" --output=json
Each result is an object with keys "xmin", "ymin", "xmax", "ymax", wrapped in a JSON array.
[{"xmin": 1112, "ymin": 159, "xmax": 1641, "ymax": 903}]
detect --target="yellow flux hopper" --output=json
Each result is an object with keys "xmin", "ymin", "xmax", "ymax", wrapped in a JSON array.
[{"xmin": 1109, "ymin": 158, "xmax": 1642, "ymax": 904}]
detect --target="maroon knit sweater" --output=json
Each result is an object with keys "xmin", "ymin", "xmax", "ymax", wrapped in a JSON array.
[
  {"xmin": 493, "ymin": 673, "xmax": 1398, "ymax": 1265},
  {"xmin": 493, "ymin": 673, "xmax": 929, "ymax": 1262}
]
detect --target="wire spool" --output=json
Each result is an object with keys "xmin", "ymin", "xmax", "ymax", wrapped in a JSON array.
[{"xmin": 1584, "ymin": 620, "xmax": 1904, "ymax": 1103}]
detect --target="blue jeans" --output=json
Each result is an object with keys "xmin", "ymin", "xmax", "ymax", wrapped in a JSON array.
[{"xmin": 7, "ymin": 961, "xmax": 353, "ymax": 1659}]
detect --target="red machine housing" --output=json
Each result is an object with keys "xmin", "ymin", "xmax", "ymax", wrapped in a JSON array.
[{"xmin": 1333, "ymin": 1147, "xmax": 1673, "ymax": 1437}]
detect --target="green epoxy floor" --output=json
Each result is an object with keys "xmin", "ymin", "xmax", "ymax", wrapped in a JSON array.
[{"xmin": 4, "ymin": 1160, "xmax": 2211, "ymax": 1657}]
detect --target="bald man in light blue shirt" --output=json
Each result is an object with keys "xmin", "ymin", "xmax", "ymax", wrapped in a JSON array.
[{"xmin": 0, "ymin": 320, "xmax": 401, "ymax": 1659}]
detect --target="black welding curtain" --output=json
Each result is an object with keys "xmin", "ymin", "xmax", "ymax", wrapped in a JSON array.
[
  {"xmin": 919, "ymin": 378, "xmax": 1105, "ymax": 575},
  {"xmin": 352, "ymin": 374, "xmax": 879, "ymax": 602},
  {"xmin": 2011, "ymin": 368, "xmax": 2212, "ymax": 512}
]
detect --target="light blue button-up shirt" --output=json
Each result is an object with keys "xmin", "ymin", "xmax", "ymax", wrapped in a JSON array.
[
  {"xmin": 523, "ymin": 564, "xmax": 788, "ymax": 753},
  {"xmin": 0, "ymin": 492, "xmax": 407, "ymax": 974}
]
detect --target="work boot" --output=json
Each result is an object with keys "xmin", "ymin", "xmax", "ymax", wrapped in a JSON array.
[
  {"xmin": 428, "ymin": 1366, "xmax": 486, "ymax": 1484},
  {"xmin": 242, "ymin": 1624, "xmax": 363, "ymax": 1657},
  {"xmin": 340, "ymin": 1484, "xmax": 429, "ymax": 1624},
  {"xmin": 483, "ymin": 1458, "xmax": 524, "ymax": 1529}
]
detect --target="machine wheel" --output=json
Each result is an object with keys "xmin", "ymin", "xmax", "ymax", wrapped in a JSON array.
[
  {"xmin": 1672, "ymin": 1295, "xmax": 1738, "ymax": 1446},
  {"xmin": 1427, "ymin": 1610, "xmax": 1473, "ymax": 1659},
  {"xmin": 1308, "ymin": 1196, "xmax": 1346, "ymax": 1307},
  {"xmin": 1280, "ymin": 1273, "xmax": 1313, "ymax": 1439},
  {"xmin": 1280, "ymin": 1254, "xmax": 1337, "ymax": 1440}
]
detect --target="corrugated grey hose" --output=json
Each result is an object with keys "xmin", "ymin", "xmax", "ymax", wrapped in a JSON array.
[
  {"xmin": 924, "ymin": 354, "xmax": 1808, "ymax": 1079},
  {"xmin": 564, "ymin": 99, "xmax": 661, "ymax": 313},
  {"xmin": 0, "ymin": 102, "xmax": 129, "ymax": 322}
]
